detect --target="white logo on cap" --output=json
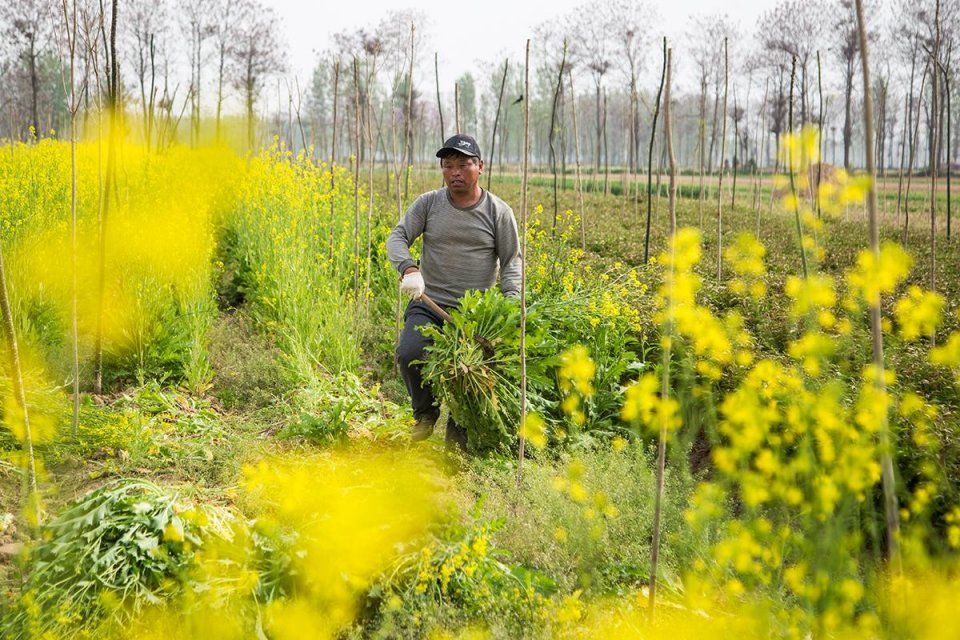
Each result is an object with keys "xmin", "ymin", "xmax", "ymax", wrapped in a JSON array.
[{"xmin": 457, "ymin": 140, "xmax": 472, "ymax": 148}]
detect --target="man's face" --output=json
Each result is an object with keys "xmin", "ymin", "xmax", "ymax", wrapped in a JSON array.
[{"xmin": 440, "ymin": 153, "xmax": 483, "ymax": 193}]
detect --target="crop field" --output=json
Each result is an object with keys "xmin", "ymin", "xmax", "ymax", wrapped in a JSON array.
[
  {"xmin": 0, "ymin": 131, "xmax": 957, "ymax": 638},
  {"xmin": 2, "ymin": 0, "xmax": 960, "ymax": 638}
]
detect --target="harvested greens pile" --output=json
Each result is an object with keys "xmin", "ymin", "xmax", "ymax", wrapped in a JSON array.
[{"xmin": 420, "ymin": 287, "xmax": 641, "ymax": 455}]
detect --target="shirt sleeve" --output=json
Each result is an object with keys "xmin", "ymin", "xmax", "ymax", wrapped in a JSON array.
[
  {"xmin": 495, "ymin": 204, "xmax": 523, "ymax": 298},
  {"xmin": 386, "ymin": 194, "xmax": 428, "ymax": 274}
]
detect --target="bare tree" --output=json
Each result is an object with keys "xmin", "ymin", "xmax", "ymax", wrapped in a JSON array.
[
  {"xmin": 609, "ymin": 0, "xmax": 656, "ymax": 190},
  {"xmin": 570, "ymin": 1, "xmax": 615, "ymax": 181},
  {"xmin": 757, "ymin": 0, "xmax": 827, "ymax": 126},
  {"xmin": 832, "ymin": 0, "xmax": 880, "ymax": 170},
  {"xmin": 178, "ymin": 0, "xmax": 213, "ymax": 147},
  {"xmin": 211, "ymin": 0, "xmax": 239, "ymax": 143},
  {"xmin": 689, "ymin": 14, "xmax": 738, "ymax": 177},
  {"xmin": 227, "ymin": 0, "xmax": 284, "ymax": 152},
  {"xmin": 1, "ymin": 0, "xmax": 55, "ymax": 138},
  {"xmin": 126, "ymin": 0, "xmax": 168, "ymax": 150}
]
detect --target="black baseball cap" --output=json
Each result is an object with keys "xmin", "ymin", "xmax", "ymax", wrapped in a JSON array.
[{"xmin": 436, "ymin": 134, "xmax": 481, "ymax": 160}]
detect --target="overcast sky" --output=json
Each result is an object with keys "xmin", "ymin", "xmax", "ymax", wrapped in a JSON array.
[{"xmin": 266, "ymin": 0, "xmax": 771, "ymax": 106}]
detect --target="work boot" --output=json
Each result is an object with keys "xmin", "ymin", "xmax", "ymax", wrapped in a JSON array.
[
  {"xmin": 411, "ymin": 413, "xmax": 439, "ymax": 442},
  {"xmin": 445, "ymin": 417, "xmax": 468, "ymax": 453}
]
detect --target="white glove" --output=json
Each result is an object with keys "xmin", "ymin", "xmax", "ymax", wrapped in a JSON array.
[{"xmin": 400, "ymin": 270, "xmax": 425, "ymax": 299}]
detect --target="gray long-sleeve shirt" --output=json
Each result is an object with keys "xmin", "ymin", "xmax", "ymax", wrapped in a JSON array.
[{"xmin": 386, "ymin": 187, "xmax": 523, "ymax": 308}]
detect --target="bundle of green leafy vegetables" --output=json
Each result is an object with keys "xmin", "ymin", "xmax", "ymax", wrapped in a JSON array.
[{"xmin": 420, "ymin": 288, "xmax": 639, "ymax": 456}]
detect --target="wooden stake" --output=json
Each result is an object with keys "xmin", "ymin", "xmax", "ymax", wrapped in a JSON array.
[
  {"xmin": 855, "ymin": 0, "xmax": 901, "ymax": 570},
  {"xmin": 352, "ymin": 57, "xmax": 361, "ymax": 299},
  {"xmin": 716, "ymin": 37, "xmax": 728, "ymax": 280},
  {"xmin": 0, "ymin": 247, "xmax": 38, "ymax": 505},
  {"xmin": 517, "ymin": 39, "xmax": 530, "ymax": 486},
  {"xmin": 649, "ymin": 45, "xmax": 675, "ymax": 619},
  {"xmin": 329, "ymin": 59, "xmax": 340, "ymax": 260}
]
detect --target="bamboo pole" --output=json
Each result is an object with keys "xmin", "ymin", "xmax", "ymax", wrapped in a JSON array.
[
  {"xmin": 517, "ymin": 39, "xmax": 531, "ymax": 486},
  {"xmin": 329, "ymin": 59, "xmax": 340, "ymax": 260},
  {"xmin": 352, "ymin": 58, "xmax": 361, "ymax": 299},
  {"xmin": 649, "ymin": 45, "xmax": 675, "ymax": 619},
  {"xmin": 716, "ymin": 37, "xmax": 728, "ymax": 280},
  {"xmin": 396, "ymin": 25, "xmax": 415, "ymax": 364},
  {"xmin": 366, "ymin": 54, "xmax": 376, "ymax": 314},
  {"xmin": 643, "ymin": 38, "xmax": 666, "ymax": 263},
  {"xmin": 855, "ymin": 0, "xmax": 901, "ymax": 569},
  {"xmin": 0, "ymin": 246, "xmax": 38, "ymax": 502},
  {"xmin": 929, "ymin": 0, "xmax": 941, "ymax": 302}
]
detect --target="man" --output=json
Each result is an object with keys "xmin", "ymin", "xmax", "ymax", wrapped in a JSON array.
[{"xmin": 387, "ymin": 133, "xmax": 522, "ymax": 450}]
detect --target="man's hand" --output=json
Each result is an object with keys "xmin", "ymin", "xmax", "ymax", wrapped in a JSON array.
[{"xmin": 400, "ymin": 270, "xmax": 425, "ymax": 299}]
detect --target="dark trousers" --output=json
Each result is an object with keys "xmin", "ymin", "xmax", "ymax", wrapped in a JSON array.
[{"xmin": 396, "ymin": 299, "xmax": 466, "ymax": 447}]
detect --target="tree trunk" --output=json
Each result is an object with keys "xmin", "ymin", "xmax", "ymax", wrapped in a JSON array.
[
  {"xmin": 602, "ymin": 90, "xmax": 610, "ymax": 196},
  {"xmin": 28, "ymin": 37, "xmax": 40, "ymax": 139},
  {"xmin": 945, "ymin": 60, "xmax": 952, "ymax": 241},
  {"xmin": 216, "ymin": 47, "xmax": 226, "ymax": 142},
  {"xmin": 93, "ymin": 0, "xmax": 120, "ymax": 395},
  {"xmin": 699, "ymin": 75, "xmax": 707, "ymax": 226},
  {"xmin": 756, "ymin": 78, "xmax": 770, "ymax": 235},
  {"xmin": 403, "ymin": 26, "xmax": 415, "ymax": 203},
  {"xmin": 896, "ymin": 92, "xmax": 910, "ymax": 225},
  {"xmin": 435, "ymin": 52, "xmax": 445, "ymax": 143},
  {"xmin": 929, "ymin": 0, "xmax": 941, "ymax": 301},
  {"xmin": 707, "ymin": 84, "xmax": 720, "ymax": 174},
  {"xmin": 731, "ymin": 92, "xmax": 739, "ymax": 211},
  {"xmin": 843, "ymin": 58, "xmax": 854, "ymax": 171},
  {"xmin": 454, "ymin": 82, "xmax": 461, "ymax": 134},
  {"xmin": 903, "ymin": 66, "xmax": 929, "ymax": 243},
  {"xmin": 643, "ymin": 38, "xmax": 666, "ymax": 263},
  {"xmin": 817, "ymin": 51, "xmax": 824, "ymax": 218},
  {"xmin": 568, "ymin": 69, "xmax": 586, "ymax": 250},
  {"xmin": 488, "ymin": 59, "xmax": 508, "ymax": 191},
  {"xmin": 329, "ymin": 60, "xmax": 340, "ymax": 259},
  {"xmin": 787, "ymin": 56, "xmax": 809, "ymax": 279},
  {"xmin": 549, "ymin": 42, "xmax": 567, "ymax": 231}
]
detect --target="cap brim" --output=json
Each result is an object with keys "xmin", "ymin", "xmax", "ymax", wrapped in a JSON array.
[{"xmin": 436, "ymin": 147, "xmax": 480, "ymax": 159}]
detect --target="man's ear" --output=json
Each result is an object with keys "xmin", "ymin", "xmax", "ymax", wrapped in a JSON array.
[{"xmin": 478, "ymin": 159, "xmax": 484, "ymax": 173}]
